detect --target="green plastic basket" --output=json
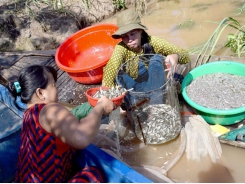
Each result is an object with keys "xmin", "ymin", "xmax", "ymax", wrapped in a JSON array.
[{"xmin": 181, "ymin": 61, "xmax": 245, "ymax": 125}]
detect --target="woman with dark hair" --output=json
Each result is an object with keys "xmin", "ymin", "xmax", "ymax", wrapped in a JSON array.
[
  {"xmin": 102, "ymin": 9, "xmax": 190, "ymax": 113},
  {"xmin": 102, "ymin": 9, "xmax": 190, "ymax": 88},
  {"xmin": 8, "ymin": 65, "xmax": 115, "ymax": 183}
]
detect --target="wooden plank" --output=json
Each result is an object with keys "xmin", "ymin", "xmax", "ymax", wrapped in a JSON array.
[
  {"xmin": 0, "ymin": 56, "xmax": 54, "ymax": 81},
  {"xmin": 45, "ymin": 59, "xmax": 64, "ymax": 78},
  {"xmin": 0, "ymin": 54, "xmax": 56, "ymax": 84},
  {"xmin": 0, "ymin": 74, "xmax": 8, "ymax": 86},
  {"xmin": 70, "ymin": 83, "xmax": 100, "ymax": 105},
  {"xmin": 14, "ymin": 57, "xmax": 51, "ymax": 66},
  {"xmin": 190, "ymin": 54, "xmax": 245, "ymax": 69},
  {"xmin": 219, "ymin": 139, "xmax": 245, "ymax": 149},
  {"xmin": 0, "ymin": 50, "xmax": 56, "ymax": 70},
  {"xmin": 56, "ymin": 74, "xmax": 100, "ymax": 105},
  {"xmin": 11, "ymin": 65, "xmax": 22, "ymax": 72},
  {"xmin": 0, "ymin": 67, "xmax": 19, "ymax": 82},
  {"xmin": 12, "ymin": 59, "xmax": 31, "ymax": 70},
  {"xmin": 196, "ymin": 55, "xmax": 214, "ymax": 65},
  {"xmin": 45, "ymin": 58, "xmax": 55, "ymax": 68},
  {"xmin": 191, "ymin": 55, "xmax": 212, "ymax": 67},
  {"xmin": 56, "ymin": 71, "xmax": 71, "ymax": 87},
  {"xmin": 208, "ymin": 55, "xmax": 220, "ymax": 62},
  {"xmin": 0, "ymin": 55, "xmax": 23, "ymax": 70},
  {"xmin": 0, "ymin": 50, "xmax": 56, "ymax": 56},
  {"xmin": 17, "ymin": 55, "xmax": 54, "ymax": 66},
  {"xmin": 58, "ymin": 77, "xmax": 75, "ymax": 103},
  {"xmin": 46, "ymin": 58, "xmax": 57, "ymax": 68},
  {"xmin": 218, "ymin": 56, "xmax": 245, "ymax": 64},
  {"xmin": 44, "ymin": 58, "xmax": 59, "ymax": 71}
]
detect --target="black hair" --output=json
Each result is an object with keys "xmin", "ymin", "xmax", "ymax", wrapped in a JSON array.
[
  {"xmin": 141, "ymin": 30, "xmax": 151, "ymax": 45},
  {"xmin": 8, "ymin": 65, "xmax": 57, "ymax": 103},
  {"xmin": 141, "ymin": 30, "xmax": 155, "ymax": 54}
]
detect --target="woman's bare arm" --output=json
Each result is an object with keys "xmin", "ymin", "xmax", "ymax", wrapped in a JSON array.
[{"xmin": 39, "ymin": 96, "xmax": 115, "ymax": 149}]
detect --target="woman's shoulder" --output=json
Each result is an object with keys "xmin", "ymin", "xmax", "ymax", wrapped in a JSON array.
[
  {"xmin": 40, "ymin": 102, "xmax": 65, "ymax": 115},
  {"xmin": 149, "ymin": 36, "xmax": 173, "ymax": 51},
  {"xmin": 23, "ymin": 104, "xmax": 46, "ymax": 131},
  {"xmin": 25, "ymin": 103, "xmax": 45, "ymax": 114},
  {"xmin": 112, "ymin": 41, "xmax": 127, "ymax": 54},
  {"xmin": 115, "ymin": 41, "xmax": 128, "ymax": 49},
  {"xmin": 25, "ymin": 103, "xmax": 61, "ymax": 119},
  {"xmin": 149, "ymin": 35, "xmax": 166, "ymax": 43},
  {"xmin": 40, "ymin": 102, "xmax": 71, "ymax": 121}
]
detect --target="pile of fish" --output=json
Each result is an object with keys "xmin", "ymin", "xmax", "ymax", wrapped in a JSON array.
[
  {"xmin": 186, "ymin": 73, "xmax": 245, "ymax": 109},
  {"xmin": 93, "ymin": 85, "xmax": 128, "ymax": 99},
  {"xmin": 134, "ymin": 104, "xmax": 182, "ymax": 144}
]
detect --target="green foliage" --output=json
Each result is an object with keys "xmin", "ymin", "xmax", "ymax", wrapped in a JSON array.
[
  {"xmin": 24, "ymin": 0, "xmax": 66, "ymax": 18},
  {"xmin": 225, "ymin": 31, "xmax": 245, "ymax": 56},
  {"xmin": 131, "ymin": 0, "xmax": 146, "ymax": 16},
  {"xmin": 24, "ymin": 0, "xmax": 92, "ymax": 18},
  {"xmin": 113, "ymin": 0, "xmax": 127, "ymax": 11},
  {"xmin": 187, "ymin": 2, "xmax": 245, "ymax": 67},
  {"xmin": 80, "ymin": 0, "xmax": 91, "ymax": 10},
  {"xmin": 188, "ymin": 17, "xmax": 245, "ymax": 67}
]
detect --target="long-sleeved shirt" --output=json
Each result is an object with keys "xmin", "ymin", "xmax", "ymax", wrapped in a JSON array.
[{"xmin": 102, "ymin": 35, "xmax": 190, "ymax": 87}]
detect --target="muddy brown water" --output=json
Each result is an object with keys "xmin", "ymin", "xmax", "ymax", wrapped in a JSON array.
[
  {"xmin": 117, "ymin": 122, "xmax": 245, "ymax": 182},
  {"xmin": 168, "ymin": 143, "xmax": 245, "ymax": 183},
  {"xmin": 101, "ymin": 0, "xmax": 245, "ymax": 182},
  {"xmin": 102, "ymin": 0, "xmax": 245, "ymax": 55}
]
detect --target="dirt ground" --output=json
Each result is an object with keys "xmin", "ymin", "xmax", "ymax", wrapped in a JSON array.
[
  {"xmin": 0, "ymin": 0, "xmax": 149, "ymax": 52},
  {"xmin": 0, "ymin": 0, "xmax": 117, "ymax": 52}
]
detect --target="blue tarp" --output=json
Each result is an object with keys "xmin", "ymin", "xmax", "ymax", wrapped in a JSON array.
[
  {"xmin": 0, "ymin": 101, "xmax": 22, "ymax": 182},
  {"xmin": 76, "ymin": 144, "xmax": 153, "ymax": 183}
]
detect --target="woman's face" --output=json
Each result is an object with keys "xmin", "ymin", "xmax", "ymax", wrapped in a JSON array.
[{"xmin": 121, "ymin": 29, "xmax": 142, "ymax": 51}]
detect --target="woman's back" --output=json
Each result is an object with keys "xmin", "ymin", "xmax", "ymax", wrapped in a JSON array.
[{"xmin": 15, "ymin": 104, "xmax": 76, "ymax": 182}]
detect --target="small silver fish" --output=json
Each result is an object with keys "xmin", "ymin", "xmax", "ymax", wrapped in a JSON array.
[{"xmin": 93, "ymin": 85, "xmax": 127, "ymax": 99}]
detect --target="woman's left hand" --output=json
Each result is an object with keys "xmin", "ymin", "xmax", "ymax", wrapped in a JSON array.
[{"xmin": 165, "ymin": 54, "xmax": 178, "ymax": 78}]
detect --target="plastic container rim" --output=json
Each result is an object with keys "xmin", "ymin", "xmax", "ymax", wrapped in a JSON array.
[
  {"xmin": 55, "ymin": 23, "xmax": 118, "ymax": 73},
  {"xmin": 181, "ymin": 61, "xmax": 245, "ymax": 115},
  {"xmin": 85, "ymin": 86, "xmax": 127, "ymax": 102}
]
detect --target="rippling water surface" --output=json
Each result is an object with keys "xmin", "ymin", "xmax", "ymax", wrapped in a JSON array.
[{"xmin": 102, "ymin": 0, "xmax": 245, "ymax": 55}]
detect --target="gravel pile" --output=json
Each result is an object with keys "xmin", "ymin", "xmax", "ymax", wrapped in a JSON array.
[{"xmin": 186, "ymin": 73, "xmax": 245, "ymax": 110}]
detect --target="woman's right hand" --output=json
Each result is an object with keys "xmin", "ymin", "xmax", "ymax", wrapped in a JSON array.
[{"xmin": 97, "ymin": 96, "xmax": 116, "ymax": 115}]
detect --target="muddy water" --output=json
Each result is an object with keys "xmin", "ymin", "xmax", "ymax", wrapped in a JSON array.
[
  {"xmin": 100, "ymin": 0, "xmax": 245, "ymax": 182},
  {"xmin": 119, "ymin": 128, "xmax": 245, "ymax": 182},
  {"xmin": 101, "ymin": 0, "xmax": 245, "ymax": 55},
  {"xmin": 167, "ymin": 143, "xmax": 245, "ymax": 182},
  {"xmin": 99, "ymin": 0, "xmax": 245, "ymax": 182}
]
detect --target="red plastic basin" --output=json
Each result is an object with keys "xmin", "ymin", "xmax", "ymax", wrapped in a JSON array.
[
  {"xmin": 85, "ymin": 87, "xmax": 126, "ymax": 107},
  {"xmin": 55, "ymin": 23, "xmax": 120, "ymax": 84}
]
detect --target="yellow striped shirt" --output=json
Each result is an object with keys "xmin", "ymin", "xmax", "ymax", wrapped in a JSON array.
[{"xmin": 102, "ymin": 36, "xmax": 190, "ymax": 87}]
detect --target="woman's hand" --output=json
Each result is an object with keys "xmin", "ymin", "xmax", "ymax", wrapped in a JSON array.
[
  {"xmin": 165, "ymin": 54, "xmax": 178, "ymax": 78},
  {"xmin": 97, "ymin": 96, "xmax": 116, "ymax": 115},
  {"xmin": 39, "ymin": 96, "xmax": 115, "ymax": 150}
]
